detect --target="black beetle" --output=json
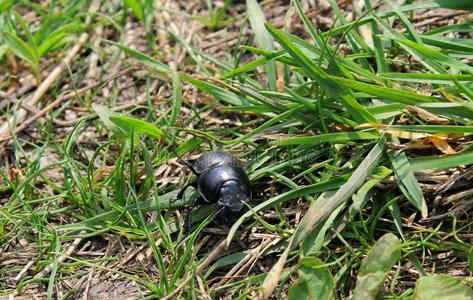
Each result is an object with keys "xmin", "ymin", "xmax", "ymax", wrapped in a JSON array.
[{"xmin": 176, "ymin": 151, "xmax": 252, "ymax": 233}]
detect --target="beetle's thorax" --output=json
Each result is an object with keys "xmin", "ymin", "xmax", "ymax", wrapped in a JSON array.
[{"xmin": 194, "ymin": 151, "xmax": 243, "ymax": 174}]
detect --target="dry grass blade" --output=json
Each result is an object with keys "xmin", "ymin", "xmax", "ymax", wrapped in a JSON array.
[
  {"xmin": 161, "ymin": 239, "xmax": 228, "ymax": 300},
  {"xmin": 0, "ymin": 0, "xmax": 100, "ymax": 140}
]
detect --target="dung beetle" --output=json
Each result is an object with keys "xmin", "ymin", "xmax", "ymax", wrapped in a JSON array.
[{"xmin": 176, "ymin": 151, "xmax": 252, "ymax": 233}]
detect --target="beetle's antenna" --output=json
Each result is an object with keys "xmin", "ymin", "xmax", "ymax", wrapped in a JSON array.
[{"xmin": 172, "ymin": 148, "xmax": 199, "ymax": 175}]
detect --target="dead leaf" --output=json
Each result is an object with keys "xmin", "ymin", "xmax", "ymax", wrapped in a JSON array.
[
  {"xmin": 406, "ymin": 106, "xmax": 449, "ymax": 125},
  {"xmin": 94, "ymin": 165, "xmax": 116, "ymax": 182},
  {"xmin": 382, "ymin": 129, "xmax": 430, "ymax": 140},
  {"xmin": 424, "ymin": 135, "xmax": 457, "ymax": 154}
]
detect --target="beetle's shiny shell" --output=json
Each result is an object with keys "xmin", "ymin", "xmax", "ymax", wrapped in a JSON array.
[
  {"xmin": 193, "ymin": 151, "xmax": 242, "ymax": 174},
  {"xmin": 197, "ymin": 165, "xmax": 251, "ymax": 204}
]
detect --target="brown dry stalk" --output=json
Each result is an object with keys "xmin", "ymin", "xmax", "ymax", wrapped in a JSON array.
[
  {"xmin": 0, "ymin": 67, "xmax": 138, "ymax": 143},
  {"xmin": 161, "ymin": 238, "xmax": 228, "ymax": 300},
  {"xmin": 32, "ymin": 234, "xmax": 84, "ymax": 281},
  {"xmin": 0, "ymin": 0, "xmax": 101, "ymax": 140},
  {"xmin": 212, "ymin": 238, "xmax": 274, "ymax": 288}
]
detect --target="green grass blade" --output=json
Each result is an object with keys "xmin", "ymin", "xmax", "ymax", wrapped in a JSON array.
[
  {"xmin": 125, "ymin": 0, "xmax": 144, "ymax": 21},
  {"xmin": 169, "ymin": 73, "xmax": 182, "ymax": 128},
  {"xmin": 180, "ymin": 73, "xmax": 244, "ymax": 105},
  {"xmin": 410, "ymin": 152, "xmax": 473, "ymax": 171},
  {"xmin": 246, "ymin": 0, "xmax": 277, "ymax": 90},
  {"xmin": 387, "ymin": 137, "xmax": 428, "ymax": 217},
  {"xmin": 110, "ymin": 116, "xmax": 164, "ymax": 139},
  {"xmin": 13, "ymin": 11, "xmax": 37, "ymax": 53},
  {"xmin": 3, "ymin": 31, "xmax": 40, "ymax": 79},
  {"xmin": 395, "ymin": 38, "xmax": 473, "ymax": 73},
  {"xmin": 105, "ymin": 40, "xmax": 171, "ymax": 78},
  {"xmin": 275, "ymin": 132, "xmax": 380, "ymax": 146},
  {"xmin": 226, "ymin": 176, "xmax": 347, "ymax": 245},
  {"xmin": 381, "ymin": 73, "xmax": 473, "ymax": 84},
  {"xmin": 0, "ymin": 0, "xmax": 14, "ymax": 13},
  {"xmin": 292, "ymin": 136, "xmax": 386, "ymax": 246},
  {"xmin": 331, "ymin": 76, "xmax": 443, "ymax": 104},
  {"xmin": 389, "ymin": 125, "xmax": 473, "ymax": 133},
  {"xmin": 265, "ymin": 23, "xmax": 377, "ymax": 124},
  {"xmin": 421, "ymin": 35, "xmax": 473, "ymax": 52},
  {"xmin": 432, "ymin": 0, "xmax": 473, "ymax": 10}
]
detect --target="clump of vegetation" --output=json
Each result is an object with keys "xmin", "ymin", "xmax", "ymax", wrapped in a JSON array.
[{"xmin": 1, "ymin": 0, "xmax": 473, "ymax": 299}]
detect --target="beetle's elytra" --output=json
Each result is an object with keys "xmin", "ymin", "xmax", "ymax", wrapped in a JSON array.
[{"xmin": 176, "ymin": 151, "xmax": 252, "ymax": 233}]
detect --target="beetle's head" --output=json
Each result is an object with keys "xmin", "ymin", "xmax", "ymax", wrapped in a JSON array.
[{"xmin": 217, "ymin": 180, "xmax": 251, "ymax": 212}]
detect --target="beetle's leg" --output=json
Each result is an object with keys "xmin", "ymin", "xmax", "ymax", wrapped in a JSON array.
[
  {"xmin": 175, "ymin": 180, "xmax": 197, "ymax": 201},
  {"xmin": 179, "ymin": 157, "xmax": 199, "ymax": 175},
  {"xmin": 219, "ymin": 206, "xmax": 232, "ymax": 225},
  {"xmin": 170, "ymin": 180, "xmax": 197, "ymax": 204},
  {"xmin": 184, "ymin": 196, "xmax": 203, "ymax": 234},
  {"xmin": 172, "ymin": 149, "xmax": 199, "ymax": 175}
]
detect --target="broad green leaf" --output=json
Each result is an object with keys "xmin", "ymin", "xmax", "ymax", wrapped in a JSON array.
[
  {"xmin": 109, "ymin": 116, "xmax": 164, "ymax": 139},
  {"xmin": 265, "ymin": 23, "xmax": 377, "ymax": 124},
  {"xmin": 105, "ymin": 40, "xmax": 171, "ymax": 79},
  {"xmin": 413, "ymin": 275, "xmax": 473, "ymax": 300},
  {"xmin": 289, "ymin": 258, "xmax": 335, "ymax": 300},
  {"xmin": 246, "ymin": 0, "xmax": 277, "ymax": 90},
  {"xmin": 3, "ymin": 31, "xmax": 40, "ymax": 79},
  {"xmin": 288, "ymin": 280, "xmax": 309, "ymax": 300},
  {"xmin": 353, "ymin": 233, "xmax": 401, "ymax": 300}
]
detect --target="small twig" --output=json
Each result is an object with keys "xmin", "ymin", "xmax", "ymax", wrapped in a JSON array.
[
  {"xmin": 52, "ymin": 79, "xmax": 160, "ymax": 127},
  {"xmin": 212, "ymin": 238, "xmax": 273, "ymax": 288},
  {"xmin": 33, "ymin": 235, "xmax": 83, "ymax": 279},
  {"xmin": 0, "ymin": 67, "xmax": 138, "ymax": 143},
  {"xmin": 161, "ymin": 238, "xmax": 228, "ymax": 300},
  {"xmin": 13, "ymin": 260, "xmax": 35, "ymax": 282},
  {"xmin": 0, "ymin": 0, "xmax": 101, "ymax": 140},
  {"xmin": 0, "ymin": 91, "xmax": 39, "ymax": 114}
]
